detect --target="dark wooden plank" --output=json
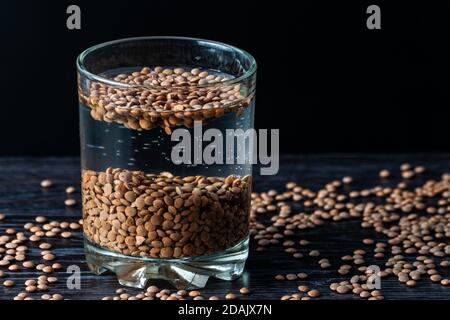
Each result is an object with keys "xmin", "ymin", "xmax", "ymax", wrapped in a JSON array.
[{"xmin": 1, "ymin": 155, "xmax": 450, "ymax": 300}]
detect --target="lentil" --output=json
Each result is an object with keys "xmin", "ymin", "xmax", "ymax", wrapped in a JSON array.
[
  {"xmin": 80, "ymin": 66, "xmax": 252, "ymax": 134},
  {"xmin": 239, "ymin": 287, "xmax": 250, "ymax": 294},
  {"xmin": 225, "ymin": 293, "xmax": 237, "ymax": 300},
  {"xmin": 66, "ymin": 186, "xmax": 76, "ymax": 194},
  {"xmin": 64, "ymin": 199, "xmax": 77, "ymax": 207},
  {"xmin": 40, "ymin": 179, "xmax": 53, "ymax": 188},
  {"xmin": 82, "ymin": 169, "xmax": 250, "ymax": 258},
  {"xmin": 3, "ymin": 280, "xmax": 14, "ymax": 287}
]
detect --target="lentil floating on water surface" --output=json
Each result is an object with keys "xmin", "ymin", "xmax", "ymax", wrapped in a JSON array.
[{"xmin": 79, "ymin": 66, "xmax": 253, "ymax": 134}]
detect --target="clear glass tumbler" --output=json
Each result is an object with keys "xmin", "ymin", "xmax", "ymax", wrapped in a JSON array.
[{"xmin": 77, "ymin": 37, "xmax": 257, "ymax": 289}]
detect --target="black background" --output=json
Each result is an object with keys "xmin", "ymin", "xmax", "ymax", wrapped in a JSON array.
[{"xmin": 1, "ymin": 0, "xmax": 449, "ymax": 155}]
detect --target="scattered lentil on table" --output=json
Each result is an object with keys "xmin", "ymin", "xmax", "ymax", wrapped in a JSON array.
[{"xmin": 2, "ymin": 164, "xmax": 450, "ymax": 300}]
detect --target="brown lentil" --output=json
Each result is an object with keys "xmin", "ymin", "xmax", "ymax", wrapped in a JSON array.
[
  {"xmin": 66, "ymin": 186, "xmax": 76, "ymax": 194},
  {"xmin": 26, "ymin": 285, "xmax": 37, "ymax": 293},
  {"xmin": 35, "ymin": 216, "xmax": 47, "ymax": 223},
  {"xmin": 47, "ymin": 277, "xmax": 58, "ymax": 283},
  {"xmin": 309, "ymin": 250, "xmax": 320, "ymax": 257},
  {"xmin": 61, "ymin": 231, "xmax": 72, "ymax": 238},
  {"xmin": 239, "ymin": 287, "xmax": 250, "ymax": 294},
  {"xmin": 42, "ymin": 266, "xmax": 53, "ymax": 273},
  {"xmin": 8, "ymin": 264, "xmax": 20, "ymax": 271},
  {"xmin": 297, "ymin": 273, "xmax": 308, "ymax": 279},
  {"xmin": 40, "ymin": 179, "xmax": 53, "ymax": 188},
  {"xmin": 307, "ymin": 289, "xmax": 320, "ymax": 298},
  {"xmin": 379, "ymin": 169, "xmax": 390, "ymax": 178},
  {"xmin": 80, "ymin": 66, "xmax": 252, "ymax": 134},
  {"xmin": 3, "ymin": 280, "xmax": 15, "ymax": 287},
  {"xmin": 43, "ymin": 253, "xmax": 55, "ymax": 261},
  {"xmin": 82, "ymin": 168, "xmax": 250, "ymax": 258},
  {"xmin": 414, "ymin": 166, "xmax": 426, "ymax": 174},
  {"xmin": 188, "ymin": 290, "xmax": 201, "ymax": 297},
  {"xmin": 225, "ymin": 293, "xmax": 237, "ymax": 300},
  {"xmin": 298, "ymin": 285, "xmax": 309, "ymax": 292},
  {"xmin": 64, "ymin": 199, "xmax": 77, "ymax": 207},
  {"xmin": 286, "ymin": 273, "xmax": 298, "ymax": 281}
]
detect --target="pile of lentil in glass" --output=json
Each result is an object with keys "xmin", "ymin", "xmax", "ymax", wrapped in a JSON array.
[
  {"xmin": 1, "ymin": 163, "xmax": 450, "ymax": 300},
  {"xmin": 82, "ymin": 168, "xmax": 251, "ymax": 258}
]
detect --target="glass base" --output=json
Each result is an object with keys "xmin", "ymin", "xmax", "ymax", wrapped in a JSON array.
[{"xmin": 84, "ymin": 237, "xmax": 249, "ymax": 290}]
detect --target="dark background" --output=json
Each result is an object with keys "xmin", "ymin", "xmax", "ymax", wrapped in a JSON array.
[{"xmin": 0, "ymin": 0, "xmax": 449, "ymax": 155}]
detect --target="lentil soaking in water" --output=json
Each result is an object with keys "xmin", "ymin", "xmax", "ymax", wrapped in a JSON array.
[{"xmin": 77, "ymin": 37, "xmax": 256, "ymax": 289}]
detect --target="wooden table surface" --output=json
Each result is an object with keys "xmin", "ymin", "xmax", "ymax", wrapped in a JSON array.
[{"xmin": 1, "ymin": 154, "xmax": 450, "ymax": 300}]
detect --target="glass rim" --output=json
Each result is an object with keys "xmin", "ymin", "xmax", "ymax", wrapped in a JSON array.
[{"xmin": 76, "ymin": 36, "xmax": 257, "ymax": 89}]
